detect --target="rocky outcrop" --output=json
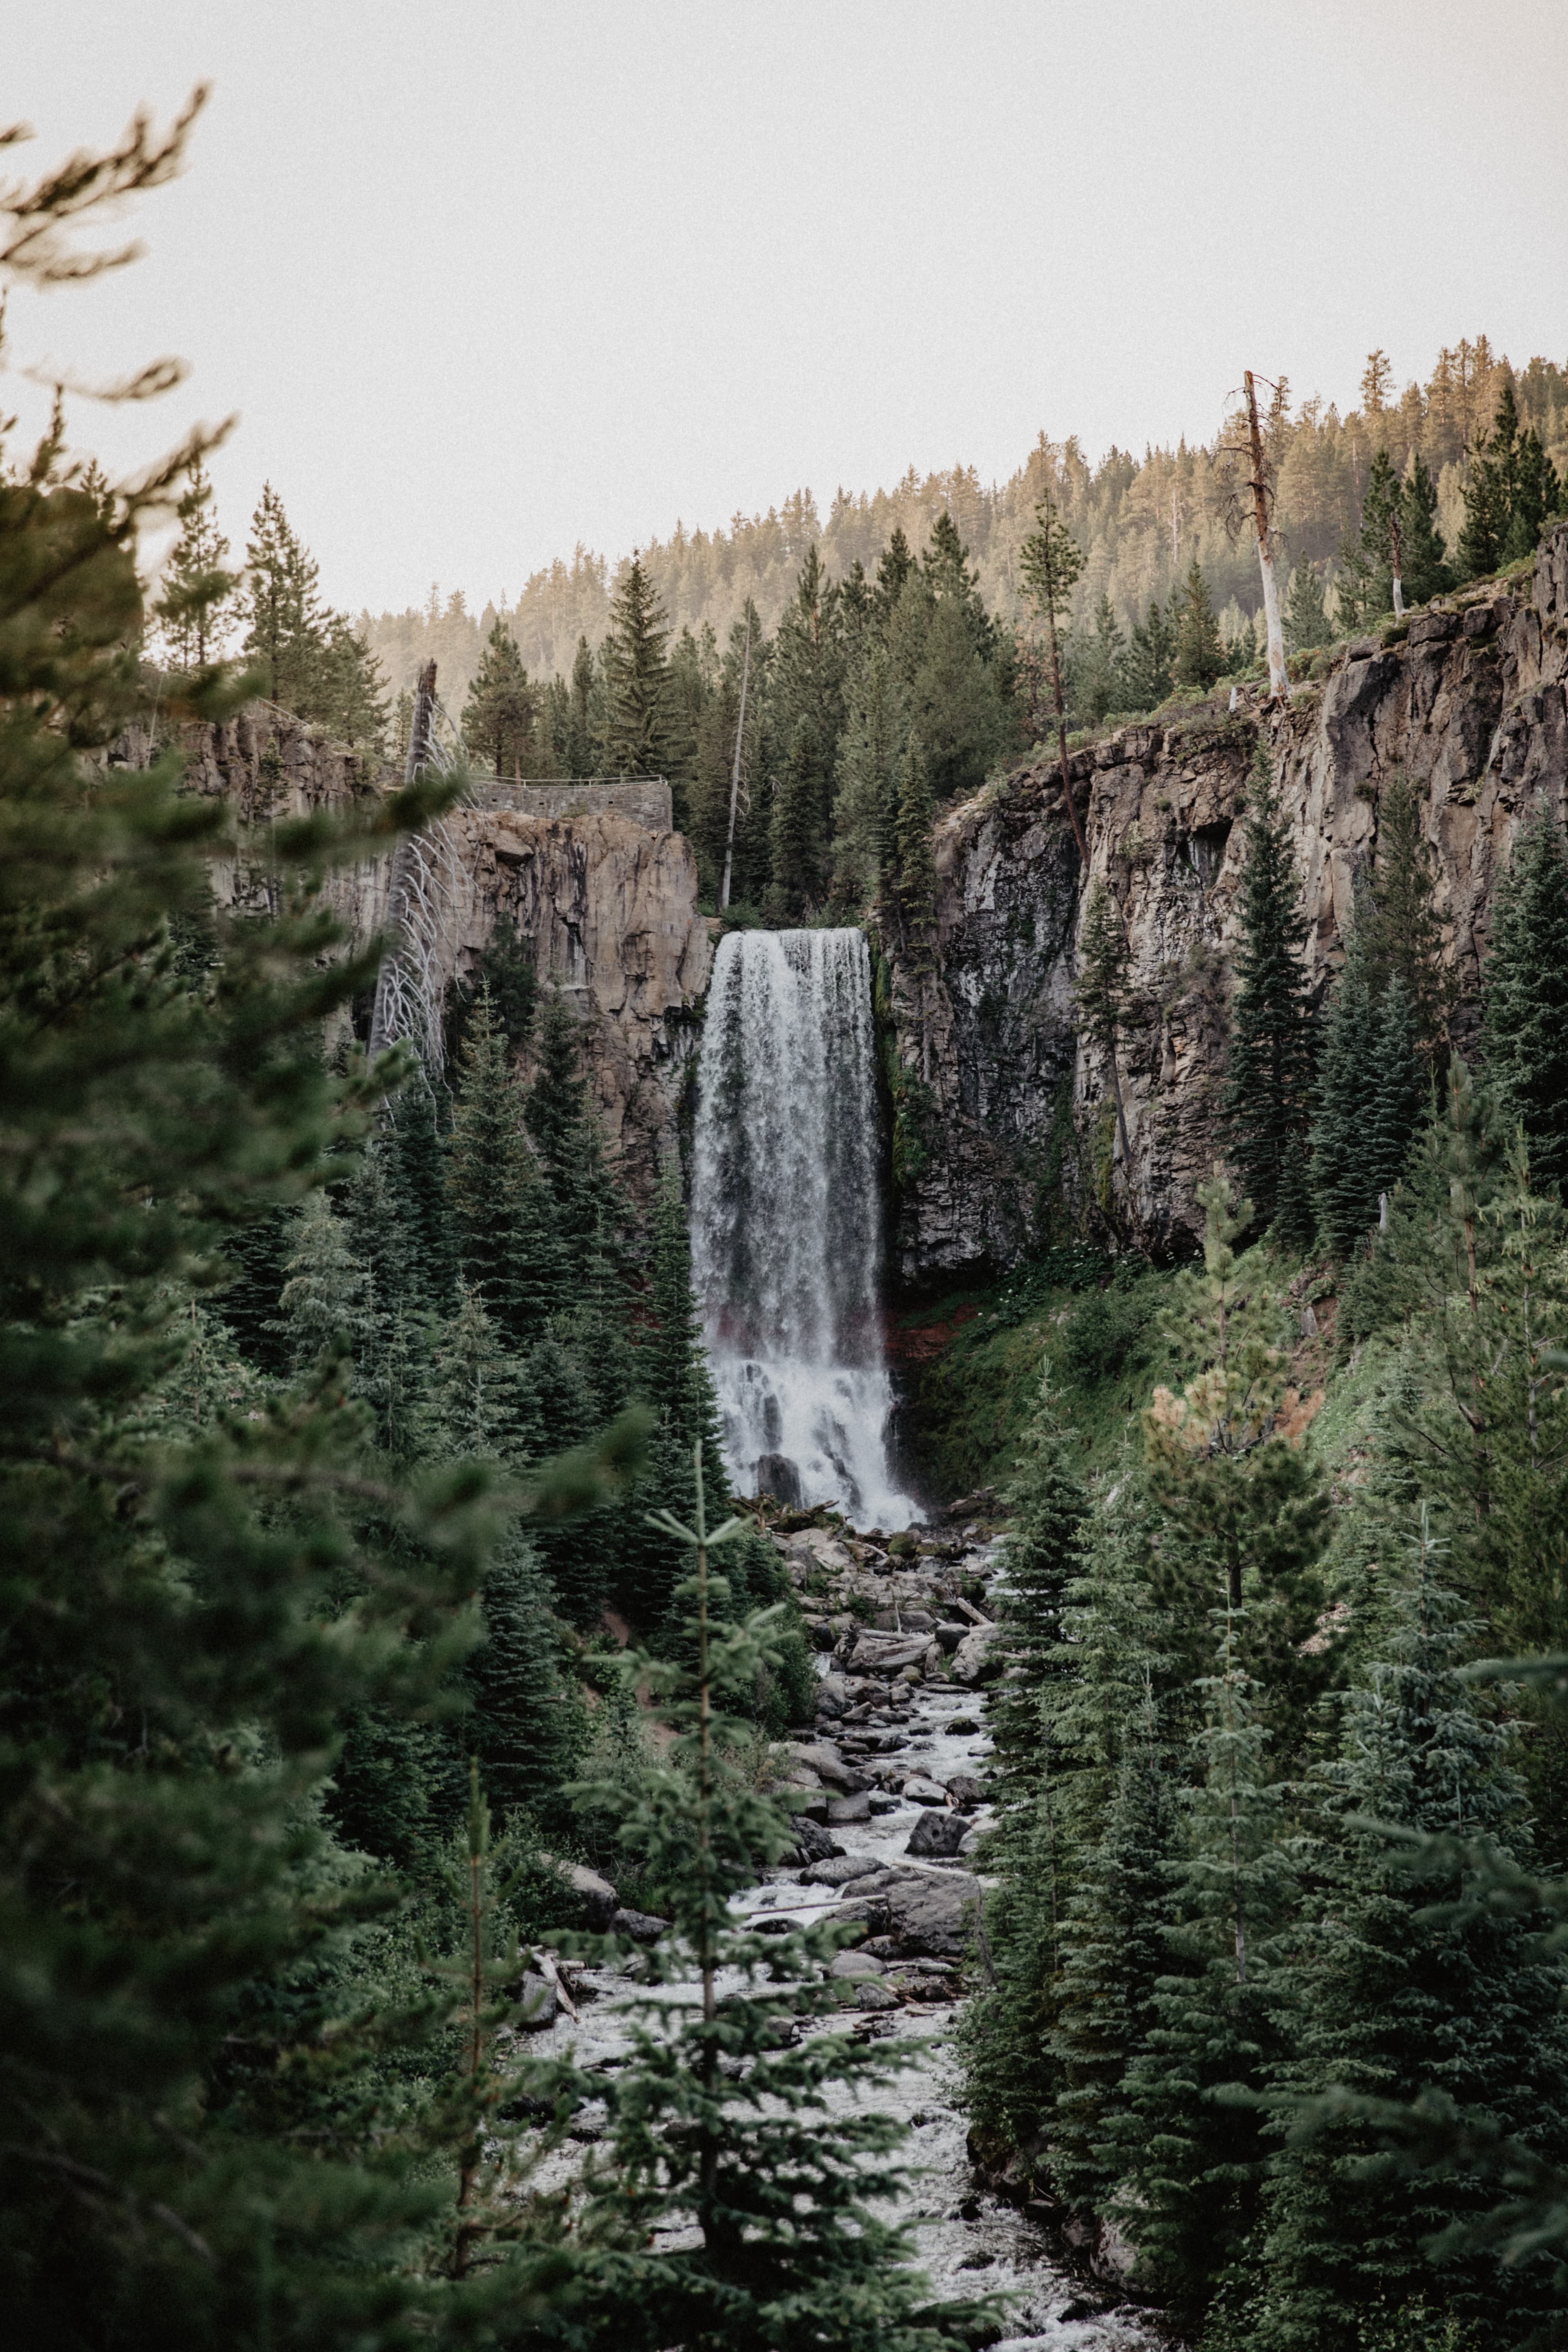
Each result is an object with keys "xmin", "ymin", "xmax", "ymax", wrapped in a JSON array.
[
  {"xmin": 136, "ymin": 709, "xmax": 711, "ymax": 1196},
  {"xmin": 883, "ymin": 523, "xmax": 1568, "ymax": 1276}
]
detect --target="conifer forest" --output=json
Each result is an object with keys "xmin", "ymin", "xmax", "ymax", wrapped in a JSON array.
[{"xmin": 12, "ymin": 76, "xmax": 1568, "ymax": 2352}]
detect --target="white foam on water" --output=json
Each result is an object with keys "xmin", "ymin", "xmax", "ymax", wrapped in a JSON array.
[{"xmin": 691, "ymin": 927, "xmax": 915, "ymax": 1530}]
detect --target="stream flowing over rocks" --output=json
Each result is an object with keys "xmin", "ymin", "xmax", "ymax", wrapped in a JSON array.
[{"xmin": 525, "ymin": 1518, "xmax": 1156, "ymax": 2352}]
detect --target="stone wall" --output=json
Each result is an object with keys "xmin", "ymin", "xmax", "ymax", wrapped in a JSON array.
[
  {"xmin": 133, "ymin": 708, "xmax": 708, "ymax": 1195},
  {"xmin": 881, "ymin": 523, "xmax": 1568, "ymax": 1281}
]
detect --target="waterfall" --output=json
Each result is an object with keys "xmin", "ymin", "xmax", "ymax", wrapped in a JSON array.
[{"xmin": 691, "ymin": 927, "xmax": 915, "ymax": 1530}]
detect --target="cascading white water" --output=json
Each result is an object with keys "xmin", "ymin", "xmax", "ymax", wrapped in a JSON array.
[{"xmin": 691, "ymin": 927, "xmax": 915, "ymax": 1530}]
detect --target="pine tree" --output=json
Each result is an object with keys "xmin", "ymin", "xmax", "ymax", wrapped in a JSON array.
[
  {"xmin": 1312, "ymin": 925, "xmax": 1423, "ymax": 1255},
  {"xmin": 1400, "ymin": 455, "xmax": 1452, "ymax": 604},
  {"xmin": 603, "ymin": 554, "xmax": 675, "ymax": 776},
  {"xmin": 151, "ymin": 456, "xmax": 237, "ymax": 669},
  {"xmin": 1482, "ymin": 801, "xmax": 1568, "ymax": 1190},
  {"xmin": 1111, "ymin": 1624, "xmax": 1298, "ymax": 2328},
  {"xmin": 1283, "ymin": 562, "xmax": 1330, "ymax": 654},
  {"xmin": 1074, "ymin": 879, "xmax": 1134, "ymax": 1175},
  {"xmin": 832, "ymin": 637, "xmax": 901, "ymax": 906},
  {"xmin": 463, "ymin": 617, "xmax": 539, "ymax": 780},
  {"xmin": 275, "ymin": 1187, "xmax": 376, "ymax": 1372},
  {"xmin": 468, "ymin": 1532, "xmax": 581, "ymax": 1823},
  {"xmin": 241, "ymin": 480, "xmax": 325, "ymax": 713},
  {"xmin": 570, "ymin": 1453, "xmax": 989, "ymax": 2350},
  {"xmin": 525, "ymin": 987, "xmax": 625, "ymax": 1279},
  {"xmin": 1123, "ymin": 596, "xmax": 1175, "ymax": 708},
  {"xmin": 446, "ymin": 986, "xmax": 565, "ymax": 1348},
  {"xmin": 989, "ymin": 1378, "xmax": 1088, "ymax": 1801},
  {"xmin": 316, "ymin": 610, "xmax": 390, "ymax": 751},
  {"xmin": 767, "ymin": 711, "xmax": 827, "ymax": 918},
  {"xmin": 767, "ymin": 548, "xmax": 846, "ymax": 914},
  {"xmin": 891, "ymin": 724, "xmax": 937, "ymax": 944},
  {"xmin": 1246, "ymin": 1519, "xmax": 1568, "ymax": 2352},
  {"xmin": 1222, "ymin": 750, "xmax": 1316, "ymax": 1231},
  {"xmin": 1172, "ymin": 557, "xmax": 1225, "ymax": 690},
  {"xmin": 1363, "ymin": 770, "xmax": 1454, "ymax": 1069}
]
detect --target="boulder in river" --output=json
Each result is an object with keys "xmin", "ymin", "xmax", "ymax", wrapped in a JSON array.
[
  {"xmin": 514, "ymin": 1971, "xmax": 559, "ymax": 2030},
  {"xmin": 949, "ymin": 1621, "xmax": 1003, "ymax": 1685},
  {"xmin": 902, "ymin": 1773, "xmax": 948, "ymax": 1806},
  {"xmin": 906, "ymin": 1809, "xmax": 969, "ymax": 1858},
  {"xmin": 788, "ymin": 1815, "xmax": 842, "ymax": 1864},
  {"xmin": 945, "ymin": 1773, "xmax": 987, "ymax": 1810},
  {"xmin": 829, "ymin": 1947, "xmax": 886, "ymax": 1977},
  {"xmin": 786, "ymin": 1740, "xmax": 867, "ymax": 1794},
  {"xmin": 827, "ymin": 1791, "xmax": 872, "ymax": 1824},
  {"xmin": 539, "ymin": 1856, "xmax": 618, "ymax": 1929},
  {"xmin": 611, "ymin": 1905, "xmax": 669, "ymax": 1944},
  {"xmin": 799, "ymin": 1853, "xmax": 875, "ymax": 1887},
  {"xmin": 882, "ymin": 1869, "xmax": 983, "ymax": 1957}
]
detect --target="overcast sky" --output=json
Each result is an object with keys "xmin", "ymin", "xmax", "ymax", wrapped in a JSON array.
[{"xmin": 10, "ymin": 0, "xmax": 1568, "ymax": 616}]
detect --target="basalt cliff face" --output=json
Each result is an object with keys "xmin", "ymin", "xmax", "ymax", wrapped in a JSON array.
[
  {"xmin": 879, "ymin": 521, "xmax": 1568, "ymax": 1283},
  {"xmin": 137, "ymin": 712, "xmax": 711, "ymax": 1194}
]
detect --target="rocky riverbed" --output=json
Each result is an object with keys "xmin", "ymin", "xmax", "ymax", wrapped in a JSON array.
[{"xmin": 521, "ymin": 1510, "xmax": 1157, "ymax": 2352}]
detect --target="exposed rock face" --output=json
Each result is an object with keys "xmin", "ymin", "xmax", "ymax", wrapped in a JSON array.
[
  {"xmin": 144, "ymin": 711, "xmax": 711, "ymax": 1196},
  {"xmin": 882, "ymin": 523, "xmax": 1568, "ymax": 1276}
]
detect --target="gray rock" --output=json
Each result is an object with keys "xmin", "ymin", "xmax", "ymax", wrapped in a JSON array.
[
  {"xmin": 906, "ymin": 1809, "xmax": 969, "ymax": 1858},
  {"xmin": 514, "ymin": 1971, "xmax": 559, "ymax": 2030},
  {"xmin": 829, "ymin": 1947, "xmax": 886, "ymax": 1977},
  {"xmin": 881, "ymin": 1869, "xmax": 983, "ymax": 1957},
  {"xmin": 902, "ymin": 1774, "xmax": 948, "ymax": 1806},
  {"xmin": 786, "ymin": 1740, "xmax": 867, "ymax": 1795},
  {"xmin": 833, "ymin": 1975, "xmax": 901, "ymax": 2012},
  {"xmin": 945, "ymin": 1774, "xmax": 987, "ymax": 1810},
  {"xmin": 799, "ymin": 1853, "xmax": 876, "ymax": 1887},
  {"xmin": 540, "ymin": 1856, "xmax": 617, "ymax": 1929},
  {"xmin": 789, "ymin": 1815, "xmax": 841, "ymax": 1864},
  {"xmin": 826, "ymin": 1791, "xmax": 872, "ymax": 1824},
  {"xmin": 949, "ymin": 1621, "xmax": 1002, "ymax": 1686},
  {"xmin": 611, "ymin": 1905, "xmax": 668, "ymax": 1944}
]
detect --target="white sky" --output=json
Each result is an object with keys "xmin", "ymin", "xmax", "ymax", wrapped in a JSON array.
[{"xmin": 9, "ymin": 0, "xmax": 1568, "ymax": 615}]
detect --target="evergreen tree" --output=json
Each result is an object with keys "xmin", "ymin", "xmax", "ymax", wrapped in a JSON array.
[
  {"xmin": 989, "ymin": 1379, "xmax": 1088, "ymax": 1801},
  {"xmin": 1144, "ymin": 1171, "xmax": 1333, "ymax": 1739},
  {"xmin": 241, "ymin": 479, "xmax": 325, "ymax": 713},
  {"xmin": 1312, "ymin": 925, "xmax": 1423, "ymax": 1255},
  {"xmin": 525, "ymin": 987, "xmax": 625, "ymax": 1279},
  {"xmin": 1222, "ymin": 751, "xmax": 1316, "ymax": 1230},
  {"xmin": 1123, "ymin": 596, "xmax": 1175, "ymax": 708},
  {"xmin": 890, "ymin": 724, "xmax": 937, "ymax": 944},
  {"xmin": 446, "ymin": 986, "xmax": 565, "ymax": 1349},
  {"xmin": 1482, "ymin": 800, "xmax": 1568, "ymax": 1190},
  {"xmin": 1283, "ymin": 562, "xmax": 1330, "ymax": 653},
  {"xmin": 468, "ymin": 1531, "xmax": 581, "ymax": 1822},
  {"xmin": 766, "ymin": 548, "xmax": 846, "ymax": 915},
  {"xmin": 1400, "ymin": 454, "xmax": 1452, "ymax": 604},
  {"xmin": 768, "ymin": 712, "xmax": 828, "ymax": 918},
  {"xmin": 1112, "ymin": 1626, "xmax": 1298, "ymax": 2329},
  {"xmin": 462, "ymin": 617, "xmax": 539, "ymax": 780},
  {"xmin": 1245, "ymin": 1520, "xmax": 1568, "ymax": 2352},
  {"xmin": 602, "ymin": 555, "xmax": 675, "ymax": 776},
  {"xmin": 1073, "ymin": 880, "xmax": 1134, "ymax": 1176},
  {"xmin": 570, "ymin": 1455, "xmax": 989, "ymax": 2350},
  {"xmin": 871, "ymin": 524, "xmax": 918, "ymax": 625},
  {"xmin": 1363, "ymin": 770, "xmax": 1454, "ymax": 1069},
  {"xmin": 151, "ymin": 456, "xmax": 237, "ymax": 669},
  {"xmin": 548, "ymin": 631, "xmax": 601, "ymax": 777},
  {"xmin": 1172, "ymin": 557, "xmax": 1225, "ymax": 690},
  {"xmin": 275, "ymin": 1187, "xmax": 376, "ymax": 1372},
  {"xmin": 447, "ymin": 912, "xmax": 538, "ymax": 1066},
  {"xmin": 385, "ymin": 1076, "xmax": 457, "ymax": 1316},
  {"xmin": 832, "ymin": 637, "xmax": 901, "ymax": 906}
]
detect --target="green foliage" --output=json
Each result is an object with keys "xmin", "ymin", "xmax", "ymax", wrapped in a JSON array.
[
  {"xmin": 151, "ymin": 455, "xmax": 237, "ymax": 670},
  {"xmin": 1172, "ymin": 557, "xmax": 1225, "ymax": 689},
  {"xmin": 1223, "ymin": 751, "xmax": 1316, "ymax": 1232},
  {"xmin": 571, "ymin": 1454, "xmax": 989, "ymax": 2350},
  {"xmin": 462, "ymin": 616, "xmax": 544, "ymax": 780},
  {"xmin": 240, "ymin": 480, "xmax": 389, "ymax": 747},
  {"xmin": 1283, "ymin": 560, "xmax": 1331, "ymax": 653},
  {"xmin": 1459, "ymin": 381, "xmax": 1565, "ymax": 579},
  {"xmin": 1481, "ymin": 800, "xmax": 1568, "ymax": 1191},
  {"xmin": 602, "ymin": 553, "xmax": 676, "ymax": 777}
]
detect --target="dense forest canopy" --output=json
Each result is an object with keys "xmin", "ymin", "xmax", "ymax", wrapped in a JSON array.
[{"xmin": 359, "ymin": 338, "xmax": 1568, "ymax": 708}]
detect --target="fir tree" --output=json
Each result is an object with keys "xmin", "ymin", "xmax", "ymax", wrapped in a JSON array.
[
  {"xmin": 525, "ymin": 987, "xmax": 625, "ymax": 1280},
  {"xmin": 1363, "ymin": 770, "xmax": 1454, "ymax": 1069},
  {"xmin": 1078, "ymin": 592, "xmax": 1129, "ymax": 719},
  {"xmin": 446, "ymin": 986, "xmax": 565, "ymax": 1348},
  {"xmin": 1400, "ymin": 455, "xmax": 1452, "ymax": 604},
  {"xmin": 871, "ymin": 523, "xmax": 918, "ymax": 625},
  {"xmin": 151, "ymin": 455, "xmax": 236, "ymax": 669},
  {"xmin": 1222, "ymin": 750, "xmax": 1316, "ymax": 1232},
  {"xmin": 571, "ymin": 1452, "xmax": 989, "ymax": 2350},
  {"xmin": 1312, "ymin": 924, "xmax": 1423, "ymax": 1254},
  {"xmin": 468, "ymin": 1532, "xmax": 581, "ymax": 1824},
  {"xmin": 602, "ymin": 554, "xmax": 675, "ymax": 776},
  {"xmin": 447, "ymin": 913, "xmax": 538, "ymax": 1065},
  {"xmin": 1246, "ymin": 1519, "xmax": 1568, "ymax": 2352},
  {"xmin": 1073, "ymin": 879, "xmax": 1134, "ymax": 1176},
  {"xmin": 316, "ymin": 610, "xmax": 390, "ymax": 751},
  {"xmin": 1111, "ymin": 1624, "xmax": 1299, "ymax": 2328},
  {"xmin": 275, "ymin": 1187, "xmax": 376, "ymax": 1372},
  {"xmin": 1123, "ymin": 596, "xmax": 1175, "ymax": 708},
  {"xmin": 767, "ymin": 712, "xmax": 828, "ymax": 918},
  {"xmin": 1172, "ymin": 557, "xmax": 1225, "ymax": 690},
  {"xmin": 891, "ymin": 724, "xmax": 937, "ymax": 944},
  {"xmin": 1481, "ymin": 800, "xmax": 1568, "ymax": 1191},
  {"xmin": 832, "ymin": 637, "xmax": 901, "ymax": 906},
  {"xmin": 1283, "ymin": 561, "xmax": 1330, "ymax": 653},
  {"xmin": 989, "ymin": 1378, "xmax": 1088, "ymax": 1801},
  {"xmin": 463, "ymin": 617, "xmax": 539, "ymax": 780},
  {"xmin": 241, "ymin": 479, "xmax": 325, "ymax": 713}
]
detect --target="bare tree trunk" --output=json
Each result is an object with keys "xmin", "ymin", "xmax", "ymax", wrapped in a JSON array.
[
  {"xmin": 1390, "ymin": 508, "xmax": 1405, "ymax": 618},
  {"xmin": 719, "ymin": 614, "xmax": 752, "ymax": 913},
  {"xmin": 1244, "ymin": 374, "xmax": 1291, "ymax": 703}
]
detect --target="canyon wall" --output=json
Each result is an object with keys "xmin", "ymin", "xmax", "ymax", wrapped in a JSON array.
[
  {"xmin": 135, "ymin": 711, "xmax": 711, "ymax": 1194},
  {"xmin": 880, "ymin": 521, "xmax": 1568, "ymax": 1282}
]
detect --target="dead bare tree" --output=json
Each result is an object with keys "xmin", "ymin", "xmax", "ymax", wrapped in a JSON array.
[{"xmin": 1218, "ymin": 373, "xmax": 1292, "ymax": 704}]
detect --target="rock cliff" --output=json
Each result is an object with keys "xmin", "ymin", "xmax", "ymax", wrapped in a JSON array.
[
  {"xmin": 138, "ymin": 710, "xmax": 711, "ymax": 1194},
  {"xmin": 881, "ymin": 522, "xmax": 1568, "ymax": 1281}
]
